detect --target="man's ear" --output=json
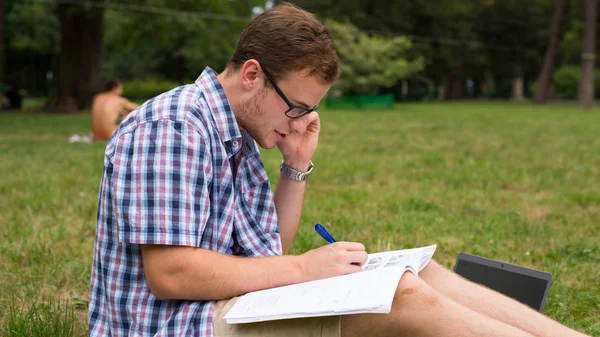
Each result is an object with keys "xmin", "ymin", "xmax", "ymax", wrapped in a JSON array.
[{"xmin": 240, "ymin": 60, "xmax": 263, "ymax": 92}]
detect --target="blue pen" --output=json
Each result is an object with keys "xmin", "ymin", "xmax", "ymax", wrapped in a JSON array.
[
  {"xmin": 315, "ymin": 223, "xmax": 336, "ymax": 243},
  {"xmin": 315, "ymin": 223, "xmax": 360, "ymax": 266}
]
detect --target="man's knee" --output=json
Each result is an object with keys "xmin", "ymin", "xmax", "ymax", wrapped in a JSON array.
[
  {"xmin": 394, "ymin": 272, "xmax": 441, "ymax": 311},
  {"xmin": 341, "ymin": 273, "xmax": 441, "ymax": 337}
]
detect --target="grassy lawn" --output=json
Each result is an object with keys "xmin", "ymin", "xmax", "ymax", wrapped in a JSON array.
[{"xmin": 0, "ymin": 101, "xmax": 599, "ymax": 336}]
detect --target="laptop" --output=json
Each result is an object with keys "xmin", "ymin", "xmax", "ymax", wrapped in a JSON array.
[{"xmin": 454, "ymin": 253, "xmax": 553, "ymax": 312}]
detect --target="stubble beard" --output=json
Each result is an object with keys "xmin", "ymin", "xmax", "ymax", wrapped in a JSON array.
[{"xmin": 235, "ymin": 90, "xmax": 273, "ymax": 149}]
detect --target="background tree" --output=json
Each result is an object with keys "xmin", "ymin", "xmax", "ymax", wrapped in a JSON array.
[
  {"xmin": 0, "ymin": 0, "xmax": 5, "ymax": 83},
  {"xmin": 2, "ymin": 0, "xmax": 592, "ymax": 104},
  {"xmin": 102, "ymin": 0, "xmax": 262, "ymax": 84},
  {"xmin": 327, "ymin": 20, "xmax": 424, "ymax": 95},
  {"xmin": 577, "ymin": 0, "xmax": 597, "ymax": 108},
  {"xmin": 294, "ymin": 0, "xmax": 555, "ymax": 100},
  {"xmin": 4, "ymin": 0, "xmax": 263, "ymax": 110},
  {"xmin": 534, "ymin": 0, "xmax": 568, "ymax": 103},
  {"xmin": 5, "ymin": 0, "xmax": 58, "ymax": 95},
  {"xmin": 476, "ymin": 0, "xmax": 555, "ymax": 101},
  {"xmin": 48, "ymin": 3, "xmax": 104, "ymax": 111}
]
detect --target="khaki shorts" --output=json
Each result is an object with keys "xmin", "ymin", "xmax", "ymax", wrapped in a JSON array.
[{"xmin": 213, "ymin": 297, "xmax": 341, "ymax": 337}]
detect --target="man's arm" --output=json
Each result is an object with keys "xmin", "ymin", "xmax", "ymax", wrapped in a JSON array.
[
  {"xmin": 141, "ymin": 242, "xmax": 367, "ymax": 301},
  {"xmin": 274, "ymin": 113, "xmax": 321, "ymax": 254},
  {"xmin": 120, "ymin": 97, "xmax": 138, "ymax": 114},
  {"xmin": 274, "ymin": 166, "xmax": 308, "ymax": 254}
]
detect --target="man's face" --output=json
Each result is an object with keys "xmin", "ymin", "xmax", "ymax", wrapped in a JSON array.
[{"xmin": 238, "ymin": 69, "xmax": 330, "ymax": 149}]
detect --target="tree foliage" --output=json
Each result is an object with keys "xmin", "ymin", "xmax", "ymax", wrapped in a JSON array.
[
  {"xmin": 295, "ymin": 0, "xmax": 557, "ymax": 99},
  {"xmin": 6, "ymin": 2, "xmax": 59, "ymax": 54},
  {"xmin": 2, "ymin": 0, "xmax": 596, "ymax": 102},
  {"xmin": 102, "ymin": 0, "xmax": 264, "ymax": 82},
  {"xmin": 3, "ymin": 0, "xmax": 264, "ymax": 98},
  {"xmin": 4, "ymin": 1, "xmax": 58, "ymax": 95},
  {"xmin": 327, "ymin": 20, "xmax": 423, "ymax": 95}
]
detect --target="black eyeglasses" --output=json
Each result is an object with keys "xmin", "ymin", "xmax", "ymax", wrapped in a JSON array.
[
  {"xmin": 261, "ymin": 68, "xmax": 319, "ymax": 118},
  {"xmin": 244, "ymin": 57, "xmax": 319, "ymax": 118}
]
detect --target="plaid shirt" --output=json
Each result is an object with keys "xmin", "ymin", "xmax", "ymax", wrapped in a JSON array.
[{"xmin": 89, "ymin": 67, "xmax": 282, "ymax": 337}]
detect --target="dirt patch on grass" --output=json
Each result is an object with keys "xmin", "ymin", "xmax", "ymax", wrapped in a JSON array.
[{"xmin": 526, "ymin": 206, "xmax": 553, "ymax": 221}]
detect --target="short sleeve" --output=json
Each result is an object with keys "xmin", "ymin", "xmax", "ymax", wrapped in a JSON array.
[{"xmin": 110, "ymin": 119, "xmax": 212, "ymax": 247}]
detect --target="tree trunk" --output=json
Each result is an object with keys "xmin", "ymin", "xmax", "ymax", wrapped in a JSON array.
[
  {"xmin": 445, "ymin": 69, "xmax": 463, "ymax": 100},
  {"xmin": 401, "ymin": 80, "xmax": 408, "ymax": 100},
  {"xmin": 436, "ymin": 85, "xmax": 445, "ymax": 100},
  {"xmin": 511, "ymin": 66, "xmax": 525, "ymax": 101},
  {"xmin": 48, "ymin": 4, "xmax": 104, "ymax": 112},
  {"xmin": 512, "ymin": 77, "xmax": 524, "ymax": 101},
  {"xmin": 578, "ymin": 0, "xmax": 597, "ymax": 108},
  {"xmin": 0, "ymin": 0, "xmax": 5, "ymax": 82},
  {"xmin": 533, "ymin": 0, "xmax": 567, "ymax": 104},
  {"xmin": 473, "ymin": 78, "xmax": 482, "ymax": 98}
]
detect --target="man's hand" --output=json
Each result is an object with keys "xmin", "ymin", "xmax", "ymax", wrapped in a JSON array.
[
  {"xmin": 277, "ymin": 112, "xmax": 320, "ymax": 171},
  {"xmin": 298, "ymin": 242, "xmax": 368, "ymax": 281}
]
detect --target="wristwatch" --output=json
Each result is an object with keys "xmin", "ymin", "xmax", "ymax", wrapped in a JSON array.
[{"xmin": 280, "ymin": 160, "xmax": 314, "ymax": 181}]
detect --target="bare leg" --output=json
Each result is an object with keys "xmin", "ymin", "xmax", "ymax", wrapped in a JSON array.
[
  {"xmin": 419, "ymin": 260, "xmax": 589, "ymax": 337},
  {"xmin": 342, "ymin": 272, "xmax": 534, "ymax": 337}
]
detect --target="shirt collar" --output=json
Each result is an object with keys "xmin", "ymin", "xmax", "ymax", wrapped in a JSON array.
[{"xmin": 195, "ymin": 67, "xmax": 242, "ymax": 149}]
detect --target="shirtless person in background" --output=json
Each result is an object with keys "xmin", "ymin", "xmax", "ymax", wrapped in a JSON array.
[{"xmin": 91, "ymin": 78, "xmax": 138, "ymax": 140}]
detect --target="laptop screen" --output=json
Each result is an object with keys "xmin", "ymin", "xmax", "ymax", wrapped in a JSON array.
[{"xmin": 454, "ymin": 259, "xmax": 550, "ymax": 312}]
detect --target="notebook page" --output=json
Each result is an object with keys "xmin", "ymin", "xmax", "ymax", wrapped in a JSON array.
[
  {"xmin": 225, "ymin": 244, "xmax": 437, "ymax": 324},
  {"xmin": 362, "ymin": 245, "xmax": 437, "ymax": 274}
]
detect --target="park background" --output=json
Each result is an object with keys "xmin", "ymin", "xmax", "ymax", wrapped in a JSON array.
[{"xmin": 0, "ymin": 0, "xmax": 599, "ymax": 336}]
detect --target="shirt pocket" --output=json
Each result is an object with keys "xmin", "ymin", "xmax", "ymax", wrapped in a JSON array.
[
  {"xmin": 236, "ymin": 154, "xmax": 281, "ymax": 256},
  {"xmin": 239, "ymin": 154, "xmax": 271, "ymax": 213}
]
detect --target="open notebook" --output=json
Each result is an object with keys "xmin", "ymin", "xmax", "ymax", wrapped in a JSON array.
[{"xmin": 224, "ymin": 244, "xmax": 437, "ymax": 324}]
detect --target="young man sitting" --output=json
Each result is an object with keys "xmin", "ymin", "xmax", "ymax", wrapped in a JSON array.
[{"xmin": 89, "ymin": 3, "xmax": 590, "ymax": 337}]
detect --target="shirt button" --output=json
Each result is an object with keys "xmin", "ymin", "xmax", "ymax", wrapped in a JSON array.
[{"xmin": 232, "ymin": 140, "xmax": 239, "ymax": 147}]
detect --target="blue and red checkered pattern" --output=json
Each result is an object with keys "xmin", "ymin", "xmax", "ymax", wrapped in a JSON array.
[{"xmin": 89, "ymin": 67, "xmax": 282, "ymax": 337}]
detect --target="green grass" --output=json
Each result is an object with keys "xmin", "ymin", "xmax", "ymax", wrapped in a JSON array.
[
  {"xmin": 3, "ymin": 297, "xmax": 78, "ymax": 337},
  {"xmin": 0, "ymin": 102, "xmax": 599, "ymax": 335}
]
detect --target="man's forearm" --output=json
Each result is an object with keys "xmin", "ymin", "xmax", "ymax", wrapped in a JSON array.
[
  {"xmin": 274, "ymin": 173, "xmax": 307, "ymax": 254},
  {"xmin": 141, "ymin": 245, "xmax": 307, "ymax": 301}
]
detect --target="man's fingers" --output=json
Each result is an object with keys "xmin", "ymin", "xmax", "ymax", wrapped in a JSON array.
[
  {"xmin": 331, "ymin": 242, "xmax": 368, "ymax": 266},
  {"xmin": 290, "ymin": 112, "xmax": 319, "ymax": 134},
  {"xmin": 334, "ymin": 241, "xmax": 366, "ymax": 252},
  {"xmin": 307, "ymin": 111, "xmax": 320, "ymax": 124},
  {"xmin": 346, "ymin": 250, "xmax": 368, "ymax": 266},
  {"xmin": 304, "ymin": 111, "xmax": 320, "ymax": 133}
]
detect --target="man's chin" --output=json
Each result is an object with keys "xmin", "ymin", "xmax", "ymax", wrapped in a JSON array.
[
  {"xmin": 246, "ymin": 129, "xmax": 277, "ymax": 149},
  {"xmin": 255, "ymin": 139, "xmax": 276, "ymax": 150}
]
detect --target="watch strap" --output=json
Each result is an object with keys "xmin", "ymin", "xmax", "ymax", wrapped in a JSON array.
[{"xmin": 280, "ymin": 161, "xmax": 314, "ymax": 181}]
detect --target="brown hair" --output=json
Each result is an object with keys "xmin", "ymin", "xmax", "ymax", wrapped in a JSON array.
[
  {"xmin": 227, "ymin": 2, "xmax": 338, "ymax": 84},
  {"xmin": 104, "ymin": 78, "xmax": 122, "ymax": 92}
]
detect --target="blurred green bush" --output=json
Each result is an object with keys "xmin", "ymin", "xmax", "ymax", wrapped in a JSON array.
[
  {"xmin": 552, "ymin": 65, "xmax": 600, "ymax": 99},
  {"xmin": 122, "ymin": 79, "xmax": 180, "ymax": 102}
]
